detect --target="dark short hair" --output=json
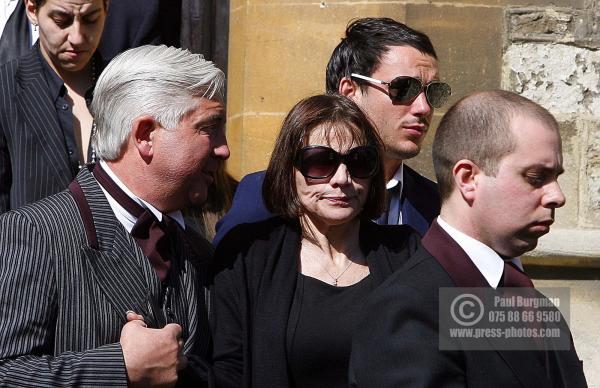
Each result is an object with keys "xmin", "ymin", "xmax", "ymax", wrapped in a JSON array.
[
  {"xmin": 31, "ymin": 0, "xmax": 108, "ymax": 10},
  {"xmin": 263, "ymin": 93, "xmax": 385, "ymax": 220},
  {"xmin": 325, "ymin": 17, "xmax": 437, "ymax": 93},
  {"xmin": 432, "ymin": 90, "xmax": 560, "ymax": 201}
]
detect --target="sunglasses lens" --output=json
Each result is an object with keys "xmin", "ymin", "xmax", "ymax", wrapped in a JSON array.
[
  {"xmin": 345, "ymin": 146, "xmax": 378, "ymax": 178},
  {"xmin": 300, "ymin": 147, "xmax": 338, "ymax": 178},
  {"xmin": 426, "ymin": 82, "xmax": 452, "ymax": 108},
  {"xmin": 388, "ymin": 77, "xmax": 423, "ymax": 103}
]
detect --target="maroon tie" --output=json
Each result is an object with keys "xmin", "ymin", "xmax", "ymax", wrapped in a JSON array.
[
  {"xmin": 93, "ymin": 164, "xmax": 175, "ymax": 282},
  {"xmin": 502, "ymin": 261, "xmax": 534, "ymax": 288}
]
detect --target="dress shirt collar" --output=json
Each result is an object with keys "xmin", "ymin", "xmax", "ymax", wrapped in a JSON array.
[
  {"xmin": 386, "ymin": 162, "xmax": 404, "ymax": 192},
  {"xmin": 437, "ymin": 215, "xmax": 506, "ymax": 288},
  {"xmin": 98, "ymin": 160, "xmax": 185, "ymax": 233},
  {"xmin": 383, "ymin": 163, "xmax": 404, "ymax": 225},
  {"xmin": 37, "ymin": 43, "xmax": 66, "ymax": 102}
]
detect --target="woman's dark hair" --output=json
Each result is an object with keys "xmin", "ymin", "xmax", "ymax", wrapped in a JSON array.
[
  {"xmin": 263, "ymin": 93, "xmax": 385, "ymax": 220},
  {"xmin": 326, "ymin": 17, "xmax": 437, "ymax": 93}
]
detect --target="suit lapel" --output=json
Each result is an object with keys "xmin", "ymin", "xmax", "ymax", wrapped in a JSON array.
[
  {"xmin": 75, "ymin": 169, "xmax": 157, "ymax": 326},
  {"xmin": 421, "ymin": 220, "xmax": 489, "ymax": 288},
  {"xmin": 15, "ymin": 46, "xmax": 72, "ymax": 186},
  {"xmin": 401, "ymin": 166, "xmax": 440, "ymax": 236}
]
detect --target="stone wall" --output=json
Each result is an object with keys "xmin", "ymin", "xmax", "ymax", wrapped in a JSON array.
[{"xmin": 227, "ymin": 1, "xmax": 600, "ymax": 383}]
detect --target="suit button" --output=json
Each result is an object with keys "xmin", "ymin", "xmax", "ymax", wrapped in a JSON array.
[{"xmin": 61, "ymin": 104, "xmax": 69, "ymax": 110}]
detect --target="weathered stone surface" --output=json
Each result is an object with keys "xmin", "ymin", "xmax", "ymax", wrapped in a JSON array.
[
  {"xmin": 508, "ymin": 7, "xmax": 600, "ymax": 49},
  {"xmin": 583, "ymin": 119, "xmax": 600, "ymax": 227},
  {"xmin": 428, "ymin": 0, "xmax": 587, "ymax": 6},
  {"xmin": 534, "ymin": 279, "xmax": 600, "ymax": 386},
  {"xmin": 503, "ymin": 43, "xmax": 600, "ymax": 115}
]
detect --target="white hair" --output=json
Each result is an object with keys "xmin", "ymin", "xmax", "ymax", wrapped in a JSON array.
[{"xmin": 91, "ymin": 45, "xmax": 225, "ymax": 160}]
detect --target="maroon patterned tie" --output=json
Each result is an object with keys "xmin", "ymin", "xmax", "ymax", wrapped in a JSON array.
[
  {"xmin": 502, "ymin": 261, "xmax": 534, "ymax": 288},
  {"xmin": 93, "ymin": 164, "xmax": 175, "ymax": 282}
]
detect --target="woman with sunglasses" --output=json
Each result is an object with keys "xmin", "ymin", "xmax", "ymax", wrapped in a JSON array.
[
  {"xmin": 0, "ymin": 0, "xmax": 107, "ymax": 213},
  {"xmin": 211, "ymin": 93, "xmax": 420, "ymax": 388}
]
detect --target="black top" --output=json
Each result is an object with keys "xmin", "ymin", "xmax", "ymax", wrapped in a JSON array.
[
  {"xmin": 211, "ymin": 218, "xmax": 420, "ymax": 388},
  {"xmin": 288, "ymin": 274, "xmax": 373, "ymax": 388}
]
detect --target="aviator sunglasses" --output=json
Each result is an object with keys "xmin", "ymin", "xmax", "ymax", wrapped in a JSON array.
[
  {"xmin": 295, "ymin": 145, "xmax": 379, "ymax": 179},
  {"xmin": 351, "ymin": 73, "xmax": 451, "ymax": 108}
]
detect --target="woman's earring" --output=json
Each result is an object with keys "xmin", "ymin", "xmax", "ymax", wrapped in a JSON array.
[{"xmin": 33, "ymin": 23, "xmax": 38, "ymax": 32}]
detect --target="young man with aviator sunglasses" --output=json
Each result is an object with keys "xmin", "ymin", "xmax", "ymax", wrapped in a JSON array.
[{"xmin": 214, "ymin": 17, "xmax": 451, "ymax": 244}]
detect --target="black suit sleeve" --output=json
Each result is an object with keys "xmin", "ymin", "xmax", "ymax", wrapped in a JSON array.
[
  {"xmin": 349, "ymin": 282, "xmax": 465, "ymax": 388},
  {"xmin": 210, "ymin": 229, "xmax": 247, "ymax": 388},
  {"xmin": 0, "ymin": 212, "xmax": 128, "ymax": 386}
]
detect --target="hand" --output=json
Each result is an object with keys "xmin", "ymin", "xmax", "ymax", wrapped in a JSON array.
[{"xmin": 120, "ymin": 316, "xmax": 188, "ymax": 387}]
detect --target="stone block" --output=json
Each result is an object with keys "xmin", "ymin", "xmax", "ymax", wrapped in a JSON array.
[
  {"xmin": 428, "ymin": 0, "xmax": 586, "ymax": 7},
  {"xmin": 508, "ymin": 7, "xmax": 600, "ymax": 49},
  {"xmin": 534, "ymin": 279, "xmax": 600, "ymax": 387},
  {"xmin": 235, "ymin": 114, "xmax": 286, "ymax": 177},
  {"xmin": 582, "ymin": 119, "xmax": 600, "ymax": 228},
  {"xmin": 238, "ymin": 3, "xmax": 408, "ymax": 114},
  {"xmin": 227, "ymin": 5, "xmax": 248, "ymax": 118},
  {"xmin": 554, "ymin": 119, "xmax": 580, "ymax": 228},
  {"xmin": 502, "ymin": 43, "xmax": 600, "ymax": 115},
  {"xmin": 405, "ymin": 4, "xmax": 504, "ymax": 104},
  {"xmin": 224, "ymin": 116, "xmax": 244, "ymax": 180}
]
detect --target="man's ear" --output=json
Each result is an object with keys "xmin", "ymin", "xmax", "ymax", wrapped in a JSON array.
[
  {"xmin": 452, "ymin": 159, "xmax": 481, "ymax": 204},
  {"xmin": 338, "ymin": 76, "xmax": 360, "ymax": 98},
  {"xmin": 24, "ymin": 0, "xmax": 38, "ymax": 25},
  {"xmin": 131, "ymin": 115, "xmax": 159, "ymax": 161}
]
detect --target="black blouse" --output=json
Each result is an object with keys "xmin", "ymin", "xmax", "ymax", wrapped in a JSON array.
[{"xmin": 288, "ymin": 274, "xmax": 374, "ymax": 388}]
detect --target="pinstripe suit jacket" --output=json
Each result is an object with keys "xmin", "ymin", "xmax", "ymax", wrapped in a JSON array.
[
  {"xmin": 0, "ymin": 167, "xmax": 213, "ymax": 387},
  {"xmin": 0, "ymin": 46, "xmax": 77, "ymax": 214}
]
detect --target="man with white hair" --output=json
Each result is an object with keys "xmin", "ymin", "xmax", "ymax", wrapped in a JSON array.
[{"xmin": 0, "ymin": 45, "xmax": 229, "ymax": 387}]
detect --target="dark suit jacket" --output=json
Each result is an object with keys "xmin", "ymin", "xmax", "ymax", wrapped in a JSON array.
[
  {"xmin": 0, "ymin": 167, "xmax": 213, "ymax": 387},
  {"xmin": 349, "ymin": 221, "xmax": 587, "ymax": 388},
  {"xmin": 0, "ymin": 46, "xmax": 79, "ymax": 214},
  {"xmin": 98, "ymin": 0, "xmax": 181, "ymax": 67},
  {"xmin": 210, "ymin": 218, "xmax": 420, "ymax": 388},
  {"xmin": 212, "ymin": 165, "xmax": 440, "ymax": 245}
]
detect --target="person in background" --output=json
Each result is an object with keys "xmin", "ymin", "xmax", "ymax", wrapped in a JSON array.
[
  {"xmin": 211, "ymin": 94, "xmax": 420, "ymax": 388},
  {"xmin": 213, "ymin": 17, "xmax": 451, "ymax": 245},
  {"xmin": 0, "ymin": 0, "xmax": 107, "ymax": 214},
  {"xmin": 0, "ymin": 44, "xmax": 229, "ymax": 387},
  {"xmin": 349, "ymin": 90, "xmax": 587, "ymax": 387}
]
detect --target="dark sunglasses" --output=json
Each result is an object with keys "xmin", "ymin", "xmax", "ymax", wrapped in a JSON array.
[
  {"xmin": 295, "ymin": 145, "xmax": 379, "ymax": 179},
  {"xmin": 351, "ymin": 73, "xmax": 451, "ymax": 108}
]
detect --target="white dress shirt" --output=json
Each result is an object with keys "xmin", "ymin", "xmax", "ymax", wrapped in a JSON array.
[
  {"xmin": 384, "ymin": 163, "xmax": 404, "ymax": 225},
  {"xmin": 437, "ymin": 216, "xmax": 522, "ymax": 289},
  {"xmin": 98, "ymin": 160, "xmax": 185, "ymax": 233}
]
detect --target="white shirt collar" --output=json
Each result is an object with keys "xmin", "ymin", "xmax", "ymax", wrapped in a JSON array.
[
  {"xmin": 436, "ymin": 215, "xmax": 506, "ymax": 288},
  {"xmin": 381, "ymin": 163, "xmax": 404, "ymax": 225},
  {"xmin": 98, "ymin": 160, "xmax": 185, "ymax": 233},
  {"xmin": 386, "ymin": 163, "xmax": 404, "ymax": 191}
]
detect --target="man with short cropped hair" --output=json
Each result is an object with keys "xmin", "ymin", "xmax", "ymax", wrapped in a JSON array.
[
  {"xmin": 213, "ymin": 17, "xmax": 450, "ymax": 244},
  {"xmin": 349, "ymin": 90, "xmax": 587, "ymax": 387},
  {"xmin": 0, "ymin": 45, "xmax": 229, "ymax": 387}
]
